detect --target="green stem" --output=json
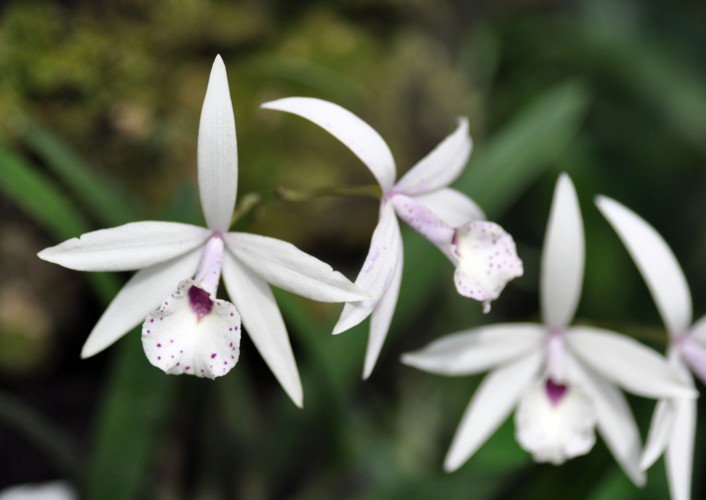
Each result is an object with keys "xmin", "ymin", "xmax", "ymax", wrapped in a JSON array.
[{"xmin": 276, "ymin": 183, "xmax": 381, "ymax": 202}]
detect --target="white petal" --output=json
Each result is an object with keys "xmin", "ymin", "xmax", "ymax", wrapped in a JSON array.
[
  {"xmin": 595, "ymin": 195, "xmax": 692, "ymax": 336},
  {"xmin": 198, "ymin": 55, "xmax": 238, "ymax": 232},
  {"xmin": 224, "ymin": 232, "xmax": 367, "ymax": 303},
  {"xmin": 394, "ymin": 117, "xmax": 472, "ymax": 195},
  {"xmin": 363, "ymin": 242, "xmax": 403, "ymax": 379},
  {"xmin": 541, "ymin": 173, "xmax": 584, "ymax": 329},
  {"xmin": 443, "ymin": 350, "xmax": 543, "ymax": 472},
  {"xmin": 142, "ymin": 280, "xmax": 241, "ymax": 379},
  {"xmin": 411, "ymin": 188, "xmax": 485, "ymax": 227},
  {"xmin": 390, "ymin": 194, "xmax": 455, "ymax": 258},
  {"xmin": 567, "ymin": 353, "xmax": 645, "ymax": 486},
  {"xmin": 261, "ymin": 97, "xmax": 396, "ymax": 190},
  {"xmin": 566, "ymin": 326, "xmax": 696, "ymax": 399},
  {"xmin": 81, "ymin": 248, "xmax": 202, "ymax": 358},
  {"xmin": 689, "ymin": 313, "xmax": 706, "ymax": 343},
  {"xmin": 221, "ymin": 254, "xmax": 303, "ymax": 407},
  {"xmin": 452, "ymin": 220, "xmax": 523, "ymax": 311},
  {"xmin": 515, "ymin": 378, "xmax": 597, "ymax": 464},
  {"xmin": 37, "ymin": 221, "xmax": 210, "ymax": 271},
  {"xmin": 680, "ymin": 336, "xmax": 706, "ymax": 385},
  {"xmin": 333, "ymin": 204, "xmax": 402, "ymax": 334},
  {"xmin": 640, "ymin": 399, "xmax": 677, "ymax": 470},
  {"xmin": 401, "ymin": 323, "xmax": 545, "ymax": 376},
  {"xmin": 665, "ymin": 396, "xmax": 696, "ymax": 500}
]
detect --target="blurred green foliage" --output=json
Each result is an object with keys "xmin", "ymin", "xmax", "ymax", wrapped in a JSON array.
[{"xmin": 0, "ymin": 0, "xmax": 705, "ymax": 498}]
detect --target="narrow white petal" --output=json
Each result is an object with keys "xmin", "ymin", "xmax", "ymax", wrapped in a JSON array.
[
  {"xmin": 221, "ymin": 254, "xmax": 303, "ymax": 407},
  {"xmin": 401, "ymin": 323, "xmax": 545, "ymax": 376},
  {"xmin": 541, "ymin": 173, "xmax": 584, "ymax": 329},
  {"xmin": 390, "ymin": 194, "xmax": 455, "ymax": 258},
  {"xmin": 394, "ymin": 117, "xmax": 472, "ymax": 195},
  {"xmin": 198, "ymin": 55, "xmax": 238, "ymax": 232},
  {"xmin": 665, "ymin": 397, "xmax": 696, "ymax": 500},
  {"xmin": 640, "ymin": 399, "xmax": 677, "ymax": 470},
  {"xmin": 81, "ymin": 248, "xmax": 202, "ymax": 358},
  {"xmin": 443, "ymin": 350, "xmax": 543, "ymax": 472},
  {"xmin": 333, "ymin": 204, "xmax": 402, "ymax": 334},
  {"xmin": 38, "ymin": 221, "xmax": 210, "ymax": 271},
  {"xmin": 411, "ymin": 188, "xmax": 485, "ymax": 227},
  {"xmin": 596, "ymin": 195, "xmax": 692, "ymax": 336},
  {"xmin": 261, "ymin": 97, "xmax": 396, "ymax": 190},
  {"xmin": 566, "ymin": 326, "xmax": 696, "ymax": 399},
  {"xmin": 689, "ymin": 313, "xmax": 706, "ymax": 343},
  {"xmin": 224, "ymin": 232, "xmax": 366, "ymax": 303},
  {"xmin": 142, "ymin": 279, "xmax": 241, "ymax": 379},
  {"xmin": 363, "ymin": 242, "xmax": 403, "ymax": 379},
  {"xmin": 567, "ymin": 354, "xmax": 645, "ymax": 486}
]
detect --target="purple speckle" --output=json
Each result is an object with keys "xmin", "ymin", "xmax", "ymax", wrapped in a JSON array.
[
  {"xmin": 210, "ymin": 353, "xmax": 217, "ymax": 359},
  {"xmin": 188, "ymin": 286, "xmax": 213, "ymax": 320},
  {"xmin": 150, "ymin": 318, "xmax": 154, "ymax": 323},
  {"xmin": 157, "ymin": 343, "xmax": 162, "ymax": 348},
  {"xmin": 545, "ymin": 379, "xmax": 568, "ymax": 406}
]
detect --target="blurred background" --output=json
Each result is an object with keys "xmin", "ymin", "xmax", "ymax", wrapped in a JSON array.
[{"xmin": 1, "ymin": 0, "xmax": 705, "ymax": 498}]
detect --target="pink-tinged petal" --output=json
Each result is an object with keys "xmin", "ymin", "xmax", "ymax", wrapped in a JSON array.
[
  {"xmin": 641, "ymin": 399, "xmax": 677, "ymax": 470},
  {"xmin": 411, "ymin": 188, "xmax": 485, "ymax": 227},
  {"xmin": 665, "ymin": 396, "xmax": 696, "ymax": 500},
  {"xmin": 394, "ymin": 117, "xmax": 472, "ymax": 195},
  {"xmin": 363, "ymin": 242, "xmax": 403, "ymax": 379},
  {"xmin": 452, "ymin": 221, "xmax": 523, "ymax": 312},
  {"xmin": 81, "ymin": 248, "xmax": 202, "ymax": 358},
  {"xmin": 541, "ymin": 173, "xmax": 584, "ymax": 329},
  {"xmin": 515, "ymin": 378, "xmax": 597, "ymax": 464},
  {"xmin": 401, "ymin": 323, "xmax": 544, "ymax": 376},
  {"xmin": 333, "ymin": 204, "xmax": 402, "ymax": 334},
  {"xmin": 566, "ymin": 326, "xmax": 696, "ymax": 399},
  {"xmin": 142, "ymin": 280, "xmax": 241, "ymax": 379},
  {"xmin": 261, "ymin": 97, "xmax": 396, "ymax": 190},
  {"xmin": 567, "ymin": 353, "xmax": 645, "ymax": 486},
  {"xmin": 689, "ymin": 313, "xmax": 706, "ymax": 343},
  {"xmin": 37, "ymin": 221, "xmax": 210, "ymax": 271},
  {"xmin": 390, "ymin": 194, "xmax": 455, "ymax": 258},
  {"xmin": 221, "ymin": 254, "xmax": 302, "ymax": 407},
  {"xmin": 596, "ymin": 195, "xmax": 692, "ymax": 337},
  {"xmin": 443, "ymin": 350, "xmax": 543, "ymax": 472},
  {"xmin": 198, "ymin": 55, "xmax": 238, "ymax": 232},
  {"xmin": 679, "ymin": 336, "xmax": 706, "ymax": 385},
  {"xmin": 224, "ymin": 232, "xmax": 367, "ymax": 303}
]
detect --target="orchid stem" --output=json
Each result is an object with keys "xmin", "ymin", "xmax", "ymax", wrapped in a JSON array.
[{"xmin": 276, "ymin": 184, "xmax": 382, "ymax": 202}]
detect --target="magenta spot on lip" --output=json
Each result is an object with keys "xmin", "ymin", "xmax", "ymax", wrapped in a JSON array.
[
  {"xmin": 210, "ymin": 353, "xmax": 217, "ymax": 359},
  {"xmin": 188, "ymin": 286, "xmax": 213, "ymax": 320},
  {"xmin": 545, "ymin": 379, "xmax": 568, "ymax": 406}
]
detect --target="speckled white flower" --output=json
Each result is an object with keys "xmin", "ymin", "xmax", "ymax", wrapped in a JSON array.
[
  {"xmin": 262, "ymin": 98, "xmax": 522, "ymax": 377},
  {"xmin": 38, "ymin": 56, "xmax": 366, "ymax": 406},
  {"xmin": 597, "ymin": 195, "xmax": 705, "ymax": 500},
  {"xmin": 401, "ymin": 174, "xmax": 695, "ymax": 482}
]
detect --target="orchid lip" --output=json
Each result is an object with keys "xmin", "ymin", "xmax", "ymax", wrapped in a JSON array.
[{"xmin": 188, "ymin": 285, "xmax": 214, "ymax": 321}]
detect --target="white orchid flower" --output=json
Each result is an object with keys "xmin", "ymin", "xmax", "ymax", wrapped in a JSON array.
[
  {"xmin": 261, "ymin": 98, "xmax": 522, "ymax": 378},
  {"xmin": 597, "ymin": 195, "xmax": 704, "ymax": 500},
  {"xmin": 37, "ymin": 56, "xmax": 366, "ymax": 407},
  {"xmin": 401, "ymin": 173, "xmax": 695, "ymax": 483}
]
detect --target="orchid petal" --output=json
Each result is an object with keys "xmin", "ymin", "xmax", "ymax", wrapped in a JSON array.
[
  {"xmin": 680, "ymin": 336, "xmax": 706, "ymax": 385},
  {"xmin": 665, "ymin": 396, "xmax": 696, "ymax": 500},
  {"xmin": 390, "ymin": 194, "xmax": 454, "ymax": 257},
  {"xmin": 224, "ymin": 232, "xmax": 367, "ymax": 302},
  {"xmin": 566, "ymin": 326, "xmax": 696, "ymax": 399},
  {"xmin": 363, "ymin": 241, "xmax": 403, "ymax": 379},
  {"xmin": 198, "ymin": 55, "xmax": 238, "ymax": 232},
  {"xmin": 221, "ymin": 254, "xmax": 302, "ymax": 407},
  {"xmin": 37, "ymin": 221, "xmax": 210, "ymax": 271},
  {"xmin": 81, "ymin": 248, "xmax": 202, "ymax": 358},
  {"xmin": 443, "ymin": 350, "xmax": 543, "ymax": 472},
  {"xmin": 567, "ymin": 353, "xmax": 645, "ymax": 486},
  {"xmin": 689, "ymin": 313, "xmax": 706, "ymax": 343},
  {"xmin": 142, "ymin": 279, "xmax": 241, "ymax": 379},
  {"xmin": 541, "ymin": 173, "xmax": 584, "ymax": 329},
  {"xmin": 333, "ymin": 204, "xmax": 402, "ymax": 334},
  {"xmin": 394, "ymin": 117, "xmax": 472, "ymax": 195},
  {"xmin": 595, "ymin": 195, "xmax": 692, "ymax": 336},
  {"xmin": 401, "ymin": 323, "xmax": 544, "ymax": 376},
  {"xmin": 261, "ymin": 97, "xmax": 396, "ymax": 190},
  {"xmin": 641, "ymin": 399, "xmax": 677, "ymax": 470},
  {"xmin": 411, "ymin": 188, "xmax": 485, "ymax": 227}
]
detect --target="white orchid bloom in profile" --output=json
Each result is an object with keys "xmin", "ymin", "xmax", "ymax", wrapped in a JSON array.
[
  {"xmin": 597, "ymin": 196, "xmax": 704, "ymax": 500},
  {"xmin": 37, "ymin": 56, "xmax": 366, "ymax": 407},
  {"xmin": 401, "ymin": 173, "xmax": 695, "ymax": 482},
  {"xmin": 261, "ymin": 98, "xmax": 522, "ymax": 378}
]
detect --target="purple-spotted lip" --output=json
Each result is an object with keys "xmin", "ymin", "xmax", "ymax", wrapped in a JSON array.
[
  {"xmin": 188, "ymin": 285, "xmax": 214, "ymax": 320},
  {"xmin": 545, "ymin": 378, "xmax": 568, "ymax": 406}
]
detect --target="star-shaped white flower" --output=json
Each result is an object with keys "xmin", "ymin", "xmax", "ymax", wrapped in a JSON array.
[
  {"xmin": 37, "ymin": 56, "xmax": 366, "ymax": 407},
  {"xmin": 597, "ymin": 195, "xmax": 705, "ymax": 500},
  {"xmin": 401, "ymin": 173, "xmax": 695, "ymax": 482},
  {"xmin": 261, "ymin": 98, "xmax": 522, "ymax": 378}
]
